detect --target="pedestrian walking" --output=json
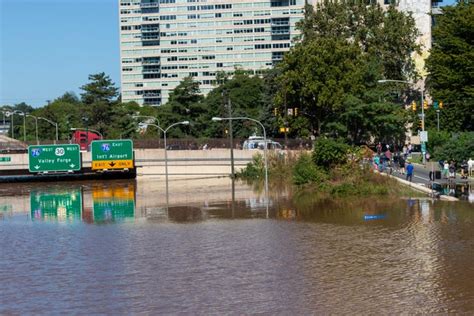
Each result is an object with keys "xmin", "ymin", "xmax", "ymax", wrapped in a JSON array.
[
  {"xmin": 449, "ymin": 161, "xmax": 456, "ymax": 181},
  {"xmin": 406, "ymin": 161, "xmax": 414, "ymax": 182},
  {"xmin": 393, "ymin": 152, "xmax": 400, "ymax": 173},
  {"xmin": 399, "ymin": 155, "xmax": 406, "ymax": 175},
  {"xmin": 373, "ymin": 154, "xmax": 380, "ymax": 170},
  {"xmin": 443, "ymin": 161, "xmax": 449, "ymax": 179},
  {"xmin": 376, "ymin": 142, "xmax": 382, "ymax": 155},
  {"xmin": 461, "ymin": 160, "xmax": 468, "ymax": 179}
]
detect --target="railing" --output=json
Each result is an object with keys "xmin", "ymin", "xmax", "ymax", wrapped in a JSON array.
[{"xmin": 2, "ymin": 138, "xmax": 313, "ymax": 151}]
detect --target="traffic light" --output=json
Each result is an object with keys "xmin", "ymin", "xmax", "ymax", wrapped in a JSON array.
[
  {"xmin": 411, "ymin": 101, "xmax": 417, "ymax": 111},
  {"xmin": 418, "ymin": 119, "xmax": 424, "ymax": 130},
  {"xmin": 273, "ymin": 107, "xmax": 279, "ymax": 116},
  {"xmin": 423, "ymin": 100, "xmax": 429, "ymax": 110},
  {"xmin": 294, "ymin": 108, "xmax": 298, "ymax": 116},
  {"xmin": 439, "ymin": 101, "xmax": 443, "ymax": 109},
  {"xmin": 433, "ymin": 101, "xmax": 439, "ymax": 109}
]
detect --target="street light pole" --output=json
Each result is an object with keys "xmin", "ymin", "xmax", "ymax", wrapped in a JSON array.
[
  {"xmin": 6, "ymin": 110, "xmax": 26, "ymax": 141},
  {"xmin": 228, "ymin": 99, "xmax": 235, "ymax": 178},
  {"xmin": 140, "ymin": 121, "xmax": 189, "ymax": 208},
  {"xmin": 26, "ymin": 115, "xmax": 39, "ymax": 145},
  {"xmin": 212, "ymin": 116, "xmax": 269, "ymax": 203},
  {"xmin": 38, "ymin": 117, "xmax": 59, "ymax": 144},
  {"xmin": 436, "ymin": 110, "xmax": 440, "ymax": 132},
  {"xmin": 20, "ymin": 112, "xmax": 26, "ymax": 143}
]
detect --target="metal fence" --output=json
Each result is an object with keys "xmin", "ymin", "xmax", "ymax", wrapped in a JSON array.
[{"xmin": 6, "ymin": 137, "xmax": 314, "ymax": 151}]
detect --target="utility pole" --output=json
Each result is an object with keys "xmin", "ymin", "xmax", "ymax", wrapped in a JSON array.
[
  {"xmin": 228, "ymin": 97, "xmax": 235, "ymax": 179},
  {"xmin": 436, "ymin": 110, "xmax": 440, "ymax": 132},
  {"xmin": 284, "ymin": 84, "xmax": 288, "ymax": 149},
  {"xmin": 421, "ymin": 88, "xmax": 426, "ymax": 164}
]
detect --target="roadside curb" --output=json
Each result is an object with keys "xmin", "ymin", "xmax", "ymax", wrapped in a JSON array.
[{"xmin": 377, "ymin": 171, "xmax": 459, "ymax": 201}]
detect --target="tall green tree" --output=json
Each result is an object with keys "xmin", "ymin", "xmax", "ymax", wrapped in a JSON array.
[
  {"xmin": 276, "ymin": 0, "xmax": 419, "ymax": 143},
  {"xmin": 156, "ymin": 76, "xmax": 204, "ymax": 137},
  {"xmin": 79, "ymin": 72, "xmax": 120, "ymax": 136},
  {"xmin": 426, "ymin": 1, "xmax": 474, "ymax": 132},
  {"xmin": 297, "ymin": 0, "xmax": 420, "ymax": 80},
  {"xmin": 80, "ymin": 72, "xmax": 119, "ymax": 105},
  {"xmin": 277, "ymin": 37, "xmax": 370, "ymax": 136}
]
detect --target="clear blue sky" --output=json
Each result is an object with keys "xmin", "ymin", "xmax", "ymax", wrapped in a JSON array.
[
  {"xmin": 0, "ymin": 0, "xmax": 120, "ymax": 107},
  {"xmin": 0, "ymin": 0, "xmax": 459, "ymax": 108}
]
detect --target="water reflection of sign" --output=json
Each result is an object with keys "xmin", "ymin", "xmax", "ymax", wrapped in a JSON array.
[
  {"xmin": 92, "ymin": 185, "xmax": 135, "ymax": 222},
  {"xmin": 30, "ymin": 189, "xmax": 82, "ymax": 222},
  {"xmin": 0, "ymin": 204, "xmax": 12, "ymax": 212}
]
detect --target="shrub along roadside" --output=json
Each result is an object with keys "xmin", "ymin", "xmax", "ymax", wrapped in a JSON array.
[{"xmin": 238, "ymin": 137, "xmax": 412, "ymax": 198}]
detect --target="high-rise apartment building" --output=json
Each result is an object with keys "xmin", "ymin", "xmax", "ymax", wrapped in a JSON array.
[
  {"xmin": 119, "ymin": 0, "xmax": 305, "ymax": 106},
  {"xmin": 119, "ymin": 0, "xmax": 443, "ymax": 106}
]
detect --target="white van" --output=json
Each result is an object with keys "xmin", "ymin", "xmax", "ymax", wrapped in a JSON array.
[{"xmin": 242, "ymin": 136, "xmax": 282, "ymax": 150}]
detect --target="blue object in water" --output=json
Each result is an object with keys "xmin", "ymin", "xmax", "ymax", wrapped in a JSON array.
[{"xmin": 364, "ymin": 214, "xmax": 386, "ymax": 221}]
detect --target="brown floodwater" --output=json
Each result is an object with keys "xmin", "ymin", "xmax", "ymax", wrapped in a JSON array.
[{"xmin": 0, "ymin": 178, "xmax": 473, "ymax": 314}]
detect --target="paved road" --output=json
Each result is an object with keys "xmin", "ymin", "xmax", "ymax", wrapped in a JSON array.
[{"xmin": 385, "ymin": 163, "xmax": 472, "ymax": 187}]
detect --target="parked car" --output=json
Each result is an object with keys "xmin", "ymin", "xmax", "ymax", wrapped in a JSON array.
[{"xmin": 242, "ymin": 136, "xmax": 282, "ymax": 150}]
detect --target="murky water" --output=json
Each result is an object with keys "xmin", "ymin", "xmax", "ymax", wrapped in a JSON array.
[{"xmin": 1, "ymin": 178, "xmax": 473, "ymax": 314}]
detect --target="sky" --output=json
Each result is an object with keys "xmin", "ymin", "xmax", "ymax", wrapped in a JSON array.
[
  {"xmin": 0, "ymin": 0, "xmax": 120, "ymax": 107},
  {"xmin": 0, "ymin": 0, "xmax": 459, "ymax": 108}
]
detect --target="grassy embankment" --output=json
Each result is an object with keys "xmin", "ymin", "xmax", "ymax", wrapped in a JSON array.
[{"xmin": 238, "ymin": 138, "xmax": 422, "ymax": 199}]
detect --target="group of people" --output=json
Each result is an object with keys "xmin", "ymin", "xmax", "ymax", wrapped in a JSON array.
[
  {"xmin": 373, "ymin": 143, "xmax": 414, "ymax": 182},
  {"xmin": 439, "ymin": 159, "xmax": 472, "ymax": 180},
  {"xmin": 373, "ymin": 141, "xmax": 473, "ymax": 183}
]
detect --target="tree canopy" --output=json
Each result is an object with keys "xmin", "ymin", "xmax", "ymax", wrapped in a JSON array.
[
  {"xmin": 426, "ymin": 1, "xmax": 474, "ymax": 132},
  {"xmin": 274, "ymin": 0, "xmax": 419, "ymax": 144}
]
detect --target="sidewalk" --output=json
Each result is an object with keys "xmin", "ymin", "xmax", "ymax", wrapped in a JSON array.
[
  {"xmin": 377, "ymin": 171, "xmax": 459, "ymax": 201},
  {"xmin": 412, "ymin": 161, "xmax": 474, "ymax": 182}
]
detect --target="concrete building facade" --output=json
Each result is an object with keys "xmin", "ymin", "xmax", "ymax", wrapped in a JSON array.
[
  {"xmin": 119, "ymin": 0, "xmax": 305, "ymax": 106},
  {"xmin": 119, "ymin": 0, "xmax": 442, "ymax": 106}
]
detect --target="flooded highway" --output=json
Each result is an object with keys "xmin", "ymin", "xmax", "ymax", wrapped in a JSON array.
[{"xmin": 1, "ymin": 178, "xmax": 473, "ymax": 314}]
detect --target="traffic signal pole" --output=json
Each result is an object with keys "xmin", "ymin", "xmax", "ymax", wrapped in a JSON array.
[{"xmin": 421, "ymin": 88, "xmax": 426, "ymax": 165}]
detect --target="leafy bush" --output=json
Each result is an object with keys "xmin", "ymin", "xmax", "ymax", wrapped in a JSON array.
[
  {"xmin": 292, "ymin": 153, "xmax": 328, "ymax": 185},
  {"xmin": 432, "ymin": 132, "xmax": 474, "ymax": 162},
  {"xmin": 312, "ymin": 137, "xmax": 351, "ymax": 168},
  {"xmin": 238, "ymin": 153, "xmax": 264, "ymax": 179}
]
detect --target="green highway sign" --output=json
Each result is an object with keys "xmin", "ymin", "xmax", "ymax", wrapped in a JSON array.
[
  {"xmin": 28, "ymin": 144, "xmax": 81, "ymax": 172},
  {"xmin": 30, "ymin": 188, "xmax": 82, "ymax": 222},
  {"xmin": 91, "ymin": 139, "xmax": 134, "ymax": 170},
  {"xmin": 0, "ymin": 157, "xmax": 11, "ymax": 163}
]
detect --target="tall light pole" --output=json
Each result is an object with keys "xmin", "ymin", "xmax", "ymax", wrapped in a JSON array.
[
  {"xmin": 212, "ymin": 116, "xmax": 269, "ymax": 202},
  {"xmin": 1, "ymin": 110, "xmax": 7, "ymax": 135},
  {"xmin": 38, "ymin": 117, "xmax": 59, "ymax": 144},
  {"xmin": 6, "ymin": 110, "xmax": 26, "ymax": 142},
  {"xmin": 140, "ymin": 121, "xmax": 189, "ymax": 207},
  {"xmin": 26, "ymin": 114, "xmax": 39, "ymax": 145},
  {"xmin": 436, "ymin": 110, "xmax": 440, "ymax": 132},
  {"xmin": 378, "ymin": 79, "xmax": 425, "ymax": 164}
]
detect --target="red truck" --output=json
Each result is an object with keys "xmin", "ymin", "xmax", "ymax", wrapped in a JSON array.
[{"xmin": 71, "ymin": 130, "xmax": 101, "ymax": 151}]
